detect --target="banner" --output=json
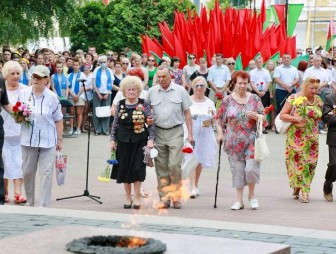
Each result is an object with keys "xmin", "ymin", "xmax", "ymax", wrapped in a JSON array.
[{"xmin": 287, "ymin": 4, "xmax": 304, "ymax": 36}]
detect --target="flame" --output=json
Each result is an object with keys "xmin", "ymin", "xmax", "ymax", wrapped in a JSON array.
[{"xmin": 119, "ymin": 236, "xmax": 147, "ymax": 248}]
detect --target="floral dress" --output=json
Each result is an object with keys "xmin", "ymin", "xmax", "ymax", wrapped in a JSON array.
[
  {"xmin": 285, "ymin": 95, "xmax": 323, "ymax": 193},
  {"xmin": 216, "ymin": 94, "xmax": 265, "ymax": 161}
]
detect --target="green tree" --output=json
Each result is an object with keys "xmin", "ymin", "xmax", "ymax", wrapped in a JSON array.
[
  {"xmin": 70, "ymin": 0, "xmax": 194, "ymax": 53},
  {"xmin": 0, "ymin": 0, "xmax": 82, "ymax": 45},
  {"xmin": 207, "ymin": 0, "xmax": 250, "ymax": 9}
]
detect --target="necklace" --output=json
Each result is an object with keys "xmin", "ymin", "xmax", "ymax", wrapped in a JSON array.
[{"xmin": 306, "ymin": 97, "xmax": 315, "ymax": 106}]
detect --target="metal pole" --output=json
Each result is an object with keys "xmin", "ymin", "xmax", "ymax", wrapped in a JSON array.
[{"xmin": 285, "ymin": 0, "xmax": 289, "ymax": 36}]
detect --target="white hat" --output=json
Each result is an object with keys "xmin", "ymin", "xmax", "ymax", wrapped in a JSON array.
[{"xmin": 32, "ymin": 65, "xmax": 50, "ymax": 77}]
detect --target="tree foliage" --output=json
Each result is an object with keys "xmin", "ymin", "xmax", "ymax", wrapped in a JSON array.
[
  {"xmin": 0, "ymin": 0, "xmax": 82, "ymax": 46},
  {"xmin": 70, "ymin": 0, "xmax": 194, "ymax": 53},
  {"xmin": 206, "ymin": 0, "xmax": 251, "ymax": 10}
]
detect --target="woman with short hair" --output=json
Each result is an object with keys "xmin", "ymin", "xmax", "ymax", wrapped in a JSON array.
[
  {"xmin": 187, "ymin": 76, "xmax": 222, "ymax": 198},
  {"xmin": 1, "ymin": 61, "xmax": 27, "ymax": 204},
  {"xmin": 216, "ymin": 70, "xmax": 266, "ymax": 210},
  {"xmin": 110, "ymin": 76, "xmax": 154, "ymax": 209}
]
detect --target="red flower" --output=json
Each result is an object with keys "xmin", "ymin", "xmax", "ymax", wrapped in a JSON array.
[
  {"xmin": 269, "ymin": 105, "xmax": 274, "ymax": 111},
  {"xmin": 307, "ymin": 110, "xmax": 314, "ymax": 118},
  {"xmin": 13, "ymin": 106, "xmax": 19, "ymax": 112},
  {"xmin": 15, "ymin": 101, "xmax": 22, "ymax": 107},
  {"xmin": 182, "ymin": 147, "xmax": 193, "ymax": 153},
  {"xmin": 215, "ymin": 92, "xmax": 224, "ymax": 100}
]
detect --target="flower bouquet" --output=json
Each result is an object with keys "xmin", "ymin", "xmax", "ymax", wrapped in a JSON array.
[
  {"xmin": 215, "ymin": 92, "xmax": 224, "ymax": 110},
  {"xmin": 12, "ymin": 101, "xmax": 32, "ymax": 126},
  {"xmin": 98, "ymin": 150, "xmax": 118, "ymax": 182}
]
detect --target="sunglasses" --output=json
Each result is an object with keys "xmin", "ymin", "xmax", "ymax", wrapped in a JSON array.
[
  {"xmin": 148, "ymin": 59, "xmax": 155, "ymax": 62},
  {"xmin": 122, "ymin": 63, "xmax": 129, "ymax": 65},
  {"xmin": 195, "ymin": 84, "xmax": 205, "ymax": 88},
  {"xmin": 32, "ymin": 75, "xmax": 45, "ymax": 80},
  {"xmin": 227, "ymin": 62, "xmax": 235, "ymax": 65},
  {"xmin": 189, "ymin": 57, "xmax": 195, "ymax": 60},
  {"xmin": 310, "ymin": 79, "xmax": 320, "ymax": 84}
]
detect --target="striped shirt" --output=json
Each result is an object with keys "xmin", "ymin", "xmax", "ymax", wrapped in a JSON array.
[{"xmin": 19, "ymin": 87, "xmax": 63, "ymax": 148}]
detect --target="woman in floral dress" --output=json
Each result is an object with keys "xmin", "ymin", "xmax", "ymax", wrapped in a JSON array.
[
  {"xmin": 279, "ymin": 76, "xmax": 322, "ymax": 203},
  {"xmin": 216, "ymin": 71, "xmax": 266, "ymax": 210}
]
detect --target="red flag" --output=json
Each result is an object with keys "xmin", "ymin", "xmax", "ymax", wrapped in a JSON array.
[
  {"xmin": 260, "ymin": 0, "xmax": 266, "ymax": 24},
  {"xmin": 273, "ymin": 4, "xmax": 286, "ymax": 23},
  {"xmin": 159, "ymin": 23, "xmax": 175, "ymax": 57},
  {"xmin": 140, "ymin": 35, "xmax": 148, "ymax": 55},
  {"xmin": 174, "ymin": 33, "xmax": 187, "ymax": 67},
  {"xmin": 259, "ymin": 36, "xmax": 272, "ymax": 61},
  {"xmin": 146, "ymin": 35, "xmax": 163, "ymax": 58}
]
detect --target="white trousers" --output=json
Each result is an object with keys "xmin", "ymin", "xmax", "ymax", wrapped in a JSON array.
[{"xmin": 22, "ymin": 145, "xmax": 56, "ymax": 207}]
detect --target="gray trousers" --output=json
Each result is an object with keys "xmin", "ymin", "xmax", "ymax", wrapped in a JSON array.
[
  {"xmin": 22, "ymin": 146, "xmax": 56, "ymax": 207},
  {"xmin": 154, "ymin": 125, "xmax": 184, "ymax": 202},
  {"xmin": 228, "ymin": 156, "xmax": 261, "ymax": 188},
  {"xmin": 92, "ymin": 92, "xmax": 111, "ymax": 134}
]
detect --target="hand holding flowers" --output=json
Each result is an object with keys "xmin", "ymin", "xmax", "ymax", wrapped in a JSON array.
[{"xmin": 12, "ymin": 101, "xmax": 32, "ymax": 126}]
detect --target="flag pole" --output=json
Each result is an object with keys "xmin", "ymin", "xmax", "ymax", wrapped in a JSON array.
[{"xmin": 285, "ymin": 0, "xmax": 289, "ymax": 36}]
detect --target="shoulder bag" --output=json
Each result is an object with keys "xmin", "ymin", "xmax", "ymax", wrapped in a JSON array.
[{"xmin": 254, "ymin": 115, "xmax": 270, "ymax": 162}]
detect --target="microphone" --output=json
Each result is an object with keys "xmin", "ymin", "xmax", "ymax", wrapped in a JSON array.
[{"xmin": 77, "ymin": 79, "xmax": 87, "ymax": 82}]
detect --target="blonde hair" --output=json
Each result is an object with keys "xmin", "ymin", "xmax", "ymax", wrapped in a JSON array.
[
  {"xmin": 191, "ymin": 76, "xmax": 209, "ymax": 89},
  {"xmin": 120, "ymin": 75, "xmax": 143, "ymax": 97},
  {"xmin": 301, "ymin": 76, "xmax": 320, "ymax": 95},
  {"xmin": 2, "ymin": 60, "xmax": 23, "ymax": 79}
]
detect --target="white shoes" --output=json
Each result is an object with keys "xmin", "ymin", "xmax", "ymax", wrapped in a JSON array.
[
  {"xmin": 190, "ymin": 188, "xmax": 200, "ymax": 199},
  {"xmin": 190, "ymin": 188, "xmax": 197, "ymax": 198},
  {"xmin": 75, "ymin": 130, "xmax": 81, "ymax": 135},
  {"xmin": 249, "ymin": 198, "xmax": 259, "ymax": 209},
  {"xmin": 231, "ymin": 202, "xmax": 244, "ymax": 210}
]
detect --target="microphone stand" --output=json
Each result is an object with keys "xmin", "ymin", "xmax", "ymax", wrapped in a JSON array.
[{"xmin": 56, "ymin": 79, "xmax": 102, "ymax": 204}]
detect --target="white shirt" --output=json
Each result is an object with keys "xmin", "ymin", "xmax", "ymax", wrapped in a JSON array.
[
  {"xmin": 303, "ymin": 66, "xmax": 329, "ymax": 83},
  {"xmin": 93, "ymin": 67, "xmax": 115, "ymax": 94},
  {"xmin": 207, "ymin": 64, "xmax": 231, "ymax": 88},
  {"xmin": 273, "ymin": 64, "xmax": 299, "ymax": 90},
  {"xmin": 250, "ymin": 68, "xmax": 272, "ymax": 91},
  {"xmin": 82, "ymin": 73, "xmax": 94, "ymax": 101},
  {"xmin": 19, "ymin": 87, "xmax": 63, "ymax": 148}
]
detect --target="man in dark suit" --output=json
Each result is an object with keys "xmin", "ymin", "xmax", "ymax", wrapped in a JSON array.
[{"xmin": 322, "ymin": 93, "xmax": 336, "ymax": 202}]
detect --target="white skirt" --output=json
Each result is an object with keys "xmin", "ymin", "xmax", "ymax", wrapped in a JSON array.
[{"xmin": 3, "ymin": 136, "xmax": 23, "ymax": 179}]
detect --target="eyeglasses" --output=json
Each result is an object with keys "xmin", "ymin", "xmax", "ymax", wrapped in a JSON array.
[
  {"xmin": 310, "ymin": 78, "xmax": 320, "ymax": 84},
  {"xmin": 227, "ymin": 62, "xmax": 235, "ymax": 65},
  {"xmin": 189, "ymin": 57, "xmax": 195, "ymax": 60},
  {"xmin": 277, "ymin": 62, "xmax": 283, "ymax": 64},
  {"xmin": 100, "ymin": 61, "xmax": 106, "ymax": 63},
  {"xmin": 195, "ymin": 84, "xmax": 205, "ymax": 88},
  {"xmin": 122, "ymin": 62, "xmax": 129, "ymax": 65},
  {"xmin": 32, "ymin": 75, "xmax": 45, "ymax": 80}
]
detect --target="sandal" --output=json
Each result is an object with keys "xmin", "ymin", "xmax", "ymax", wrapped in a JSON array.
[
  {"xmin": 14, "ymin": 194, "xmax": 27, "ymax": 204},
  {"xmin": 292, "ymin": 188, "xmax": 300, "ymax": 200},
  {"xmin": 301, "ymin": 193, "xmax": 309, "ymax": 203}
]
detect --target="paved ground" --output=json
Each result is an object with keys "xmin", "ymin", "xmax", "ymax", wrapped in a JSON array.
[{"xmin": 3, "ymin": 131, "xmax": 336, "ymax": 253}]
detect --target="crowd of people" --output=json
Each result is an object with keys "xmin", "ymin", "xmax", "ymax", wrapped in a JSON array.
[{"xmin": 0, "ymin": 44, "xmax": 336, "ymax": 210}]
